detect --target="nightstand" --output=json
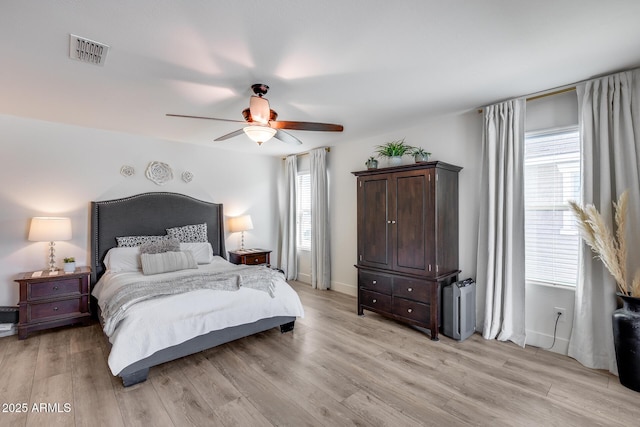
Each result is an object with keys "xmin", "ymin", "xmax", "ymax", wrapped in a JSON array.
[
  {"xmin": 228, "ymin": 249, "xmax": 271, "ymax": 266},
  {"xmin": 14, "ymin": 266, "xmax": 92, "ymax": 339}
]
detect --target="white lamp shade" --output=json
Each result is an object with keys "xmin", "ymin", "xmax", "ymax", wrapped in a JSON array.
[
  {"xmin": 228, "ymin": 215, "xmax": 254, "ymax": 233},
  {"xmin": 28, "ymin": 217, "xmax": 72, "ymax": 242},
  {"xmin": 243, "ymin": 125, "xmax": 276, "ymax": 145}
]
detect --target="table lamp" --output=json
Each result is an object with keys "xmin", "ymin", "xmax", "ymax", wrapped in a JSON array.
[
  {"xmin": 28, "ymin": 217, "xmax": 72, "ymax": 272},
  {"xmin": 228, "ymin": 215, "xmax": 253, "ymax": 250}
]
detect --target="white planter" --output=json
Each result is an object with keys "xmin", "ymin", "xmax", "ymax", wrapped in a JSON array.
[
  {"xmin": 63, "ymin": 262, "xmax": 76, "ymax": 273},
  {"xmin": 388, "ymin": 156, "xmax": 403, "ymax": 166}
]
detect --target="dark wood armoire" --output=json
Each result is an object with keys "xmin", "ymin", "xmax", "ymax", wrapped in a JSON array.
[{"xmin": 353, "ymin": 161, "xmax": 462, "ymax": 340}]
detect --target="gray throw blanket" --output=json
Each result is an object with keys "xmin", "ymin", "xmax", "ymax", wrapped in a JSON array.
[{"xmin": 102, "ymin": 265, "xmax": 281, "ymax": 336}]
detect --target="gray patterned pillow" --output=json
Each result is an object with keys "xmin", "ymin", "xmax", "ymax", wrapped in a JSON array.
[
  {"xmin": 139, "ymin": 238, "xmax": 181, "ymax": 254},
  {"xmin": 166, "ymin": 223, "xmax": 208, "ymax": 243},
  {"xmin": 116, "ymin": 235, "xmax": 170, "ymax": 247}
]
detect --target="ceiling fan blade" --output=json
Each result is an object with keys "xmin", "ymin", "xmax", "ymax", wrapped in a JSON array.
[
  {"xmin": 166, "ymin": 113, "xmax": 245, "ymax": 124},
  {"xmin": 274, "ymin": 130, "xmax": 303, "ymax": 145},
  {"xmin": 270, "ymin": 121, "xmax": 343, "ymax": 132},
  {"xmin": 214, "ymin": 129, "xmax": 245, "ymax": 141}
]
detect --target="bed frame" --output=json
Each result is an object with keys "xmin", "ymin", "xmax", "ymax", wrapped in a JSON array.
[{"xmin": 91, "ymin": 192, "xmax": 295, "ymax": 387}]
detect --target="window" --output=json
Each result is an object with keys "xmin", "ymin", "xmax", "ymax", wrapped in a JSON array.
[
  {"xmin": 524, "ymin": 127, "xmax": 580, "ymax": 287},
  {"xmin": 297, "ymin": 173, "xmax": 311, "ymax": 250}
]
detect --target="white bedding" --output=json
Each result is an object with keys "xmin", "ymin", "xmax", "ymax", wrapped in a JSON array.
[{"xmin": 93, "ymin": 256, "xmax": 304, "ymax": 375}]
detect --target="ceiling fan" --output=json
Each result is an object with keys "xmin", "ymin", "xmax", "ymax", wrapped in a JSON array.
[{"xmin": 167, "ymin": 84, "xmax": 344, "ymax": 145}]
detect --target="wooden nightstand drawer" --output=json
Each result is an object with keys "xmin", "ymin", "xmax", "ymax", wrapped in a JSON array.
[
  {"xmin": 228, "ymin": 249, "xmax": 271, "ymax": 266},
  {"xmin": 29, "ymin": 278, "xmax": 82, "ymax": 300},
  {"xmin": 245, "ymin": 254, "xmax": 268, "ymax": 265},
  {"xmin": 29, "ymin": 298, "xmax": 83, "ymax": 322}
]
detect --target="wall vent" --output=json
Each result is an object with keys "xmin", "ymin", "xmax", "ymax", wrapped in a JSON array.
[{"xmin": 69, "ymin": 34, "xmax": 109, "ymax": 66}]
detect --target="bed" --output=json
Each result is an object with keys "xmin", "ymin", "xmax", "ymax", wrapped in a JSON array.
[{"xmin": 90, "ymin": 192, "xmax": 304, "ymax": 387}]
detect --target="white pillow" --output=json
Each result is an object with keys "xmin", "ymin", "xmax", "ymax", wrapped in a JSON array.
[
  {"xmin": 180, "ymin": 242, "xmax": 214, "ymax": 264},
  {"xmin": 140, "ymin": 251, "xmax": 198, "ymax": 275},
  {"xmin": 104, "ymin": 247, "xmax": 141, "ymax": 272}
]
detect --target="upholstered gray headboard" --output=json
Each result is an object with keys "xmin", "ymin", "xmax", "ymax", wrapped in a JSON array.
[{"xmin": 90, "ymin": 192, "xmax": 226, "ymax": 284}]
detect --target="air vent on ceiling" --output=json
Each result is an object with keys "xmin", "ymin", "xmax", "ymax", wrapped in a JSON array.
[{"xmin": 69, "ymin": 34, "xmax": 109, "ymax": 66}]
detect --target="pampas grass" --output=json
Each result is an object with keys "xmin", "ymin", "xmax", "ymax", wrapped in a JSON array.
[{"xmin": 569, "ymin": 190, "xmax": 639, "ymax": 296}]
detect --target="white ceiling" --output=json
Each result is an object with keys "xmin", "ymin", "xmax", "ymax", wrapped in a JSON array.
[{"xmin": 2, "ymin": 1, "xmax": 640, "ymax": 156}]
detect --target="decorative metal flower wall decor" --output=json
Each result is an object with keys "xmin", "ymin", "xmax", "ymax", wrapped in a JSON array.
[
  {"xmin": 145, "ymin": 161, "xmax": 173, "ymax": 185},
  {"xmin": 120, "ymin": 165, "xmax": 135, "ymax": 177},
  {"xmin": 182, "ymin": 171, "xmax": 194, "ymax": 183}
]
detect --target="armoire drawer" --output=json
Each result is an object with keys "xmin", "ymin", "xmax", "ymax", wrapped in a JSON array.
[
  {"xmin": 360, "ymin": 289, "xmax": 392, "ymax": 313},
  {"xmin": 392, "ymin": 297, "xmax": 430, "ymax": 324},
  {"xmin": 393, "ymin": 277, "xmax": 430, "ymax": 302},
  {"xmin": 358, "ymin": 271, "xmax": 392, "ymax": 294}
]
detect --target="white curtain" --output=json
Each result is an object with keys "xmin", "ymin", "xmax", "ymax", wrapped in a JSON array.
[
  {"xmin": 310, "ymin": 148, "xmax": 331, "ymax": 290},
  {"xmin": 477, "ymin": 99, "xmax": 527, "ymax": 347},
  {"xmin": 568, "ymin": 69, "xmax": 640, "ymax": 373},
  {"xmin": 280, "ymin": 155, "xmax": 298, "ymax": 280}
]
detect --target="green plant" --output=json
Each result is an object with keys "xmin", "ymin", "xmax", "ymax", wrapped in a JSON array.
[
  {"xmin": 64, "ymin": 257, "xmax": 75, "ymax": 263},
  {"xmin": 375, "ymin": 138, "xmax": 414, "ymax": 158},
  {"xmin": 411, "ymin": 147, "xmax": 431, "ymax": 157}
]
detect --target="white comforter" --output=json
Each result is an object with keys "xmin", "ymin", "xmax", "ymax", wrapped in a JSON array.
[{"xmin": 93, "ymin": 256, "xmax": 304, "ymax": 375}]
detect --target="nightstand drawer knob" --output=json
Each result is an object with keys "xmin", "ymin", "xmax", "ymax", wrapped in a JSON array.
[
  {"xmin": 407, "ymin": 308, "xmax": 413, "ymax": 313},
  {"xmin": 53, "ymin": 286, "xmax": 59, "ymax": 290},
  {"xmin": 255, "ymin": 258, "xmax": 260, "ymax": 262},
  {"xmin": 372, "ymin": 299, "xmax": 377, "ymax": 303},
  {"xmin": 53, "ymin": 307, "xmax": 59, "ymax": 311},
  {"xmin": 407, "ymin": 287, "xmax": 412, "ymax": 292},
  {"xmin": 372, "ymin": 280, "xmax": 377, "ymax": 284}
]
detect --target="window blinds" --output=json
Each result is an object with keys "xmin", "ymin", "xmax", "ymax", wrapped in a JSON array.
[
  {"xmin": 524, "ymin": 127, "xmax": 580, "ymax": 287},
  {"xmin": 296, "ymin": 173, "xmax": 311, "ymax": 250}
]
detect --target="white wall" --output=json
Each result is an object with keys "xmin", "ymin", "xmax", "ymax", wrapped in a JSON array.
[
  {"xmin": 328, "ymin": 111, "xmax": 483, "ymax": 299},
  {"xmin": 524, "ymin": 90, "xmax": 579, "ymax": 354},
  {"xmin": 0, "ymin": 114, "xmax": 281, "ymax": 307}
]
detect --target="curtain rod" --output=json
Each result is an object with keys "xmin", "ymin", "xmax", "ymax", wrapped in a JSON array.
[
  {"xmin": 477, "ymin": 85, "xmax": 577, "ymax": 113},
  {"xmin": 282, "ymin": 146, "xmax": 330, "ymax": 160}
]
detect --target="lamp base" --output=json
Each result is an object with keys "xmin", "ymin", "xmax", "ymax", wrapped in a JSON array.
[{"xmin": 48, "ymin": 241, "xmax": 58, "ymax": 272}]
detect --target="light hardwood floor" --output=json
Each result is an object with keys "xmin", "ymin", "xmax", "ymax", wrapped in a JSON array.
[{"xmin": 0, "ymin": 281, "xmax": 638, "ymax": 426}]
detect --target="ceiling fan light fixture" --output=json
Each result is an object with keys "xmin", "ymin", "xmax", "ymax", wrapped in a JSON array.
[{"xmin": 243, "ymin": 126, "xmax": 276, "ymax": 145}]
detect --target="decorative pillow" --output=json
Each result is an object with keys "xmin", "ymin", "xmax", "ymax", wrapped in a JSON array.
[
  {"xmin": 180, "ymin": 242, "xmax": 214, "ymax": 264},
  {"xmin": 140, "ymin": 251, "xmax": 198, "ymax": 275},
  {"xmin": 166, "ymin": 223, "xmax": 208, "ymax": 243},
  {"xmin": 116, "ymin": 235, "xmax": 170, "ymax": 247},
  {"xmin": 139, "ymin": 238, "xmax": 181, "ymax": 254},
  {"xmin": 104, "ymin": 247, "xmax": 141, "ymax": 272}
]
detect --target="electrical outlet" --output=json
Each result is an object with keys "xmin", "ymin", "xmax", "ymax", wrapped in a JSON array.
[{"xmin": 554, "ymin": 307, "xmax": 566, "ymax": 323}]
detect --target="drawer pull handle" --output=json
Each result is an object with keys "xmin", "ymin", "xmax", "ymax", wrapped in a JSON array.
[
  {"xmin": 372, "ymin": 299, "xmax": 377, "ymax": 303},
  {"xmin": 53, "ymin": 286, "xmax": 59, "ymax": 290},
  {"xmin": 407, "ymin": 308, "xmax": 413, "ymax": 313},
  {"xmin": 255, "ymin": 258, "xmax": 259, "ymax": 262},
  {"xmin": 407, "ymin": 287, "xmax": 412, "ymax": 292},
  {"xmin": 53, "ymin": 307, "xmax": 59, "ymax": 311},
  {"xmin": 372, "ymin": 280, "xmax": 377, "ymax": 284}
]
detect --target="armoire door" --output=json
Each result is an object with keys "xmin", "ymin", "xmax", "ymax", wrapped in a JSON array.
[
  {"xmin": 357, "ymin": 174, "xmax": 392, "ymax": 269},
  {"xmin": 391, "ymin": 169, "xmax": 435, "ymax": 276}
]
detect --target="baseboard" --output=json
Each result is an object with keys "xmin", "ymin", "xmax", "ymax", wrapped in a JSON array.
[
  {"xmin": 330, "ymin": 280, "xmax": 357, "ymax": 296},
  {"xmin": 526, "ymin": 329, "xmax": 569, "ymax": 355},
  {"xmin": 294, "ymin": 274, "xmax": 356, "ymax": 296}
]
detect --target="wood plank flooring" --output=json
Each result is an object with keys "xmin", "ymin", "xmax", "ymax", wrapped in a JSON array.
[{"xmin": 0, "ymin": 281, "xmax": 638, "ymax": 426}]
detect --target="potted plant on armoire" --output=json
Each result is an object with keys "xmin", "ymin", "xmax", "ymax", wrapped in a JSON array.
[{"xmin": 570, "ymin": 191, "xmax": 640, "ymax": 392}]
